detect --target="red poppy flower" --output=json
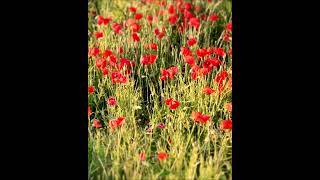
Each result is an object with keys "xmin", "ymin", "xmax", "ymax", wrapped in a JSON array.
[
  {"xmin": 225, "ymin": 103, "xmax": 232, "ymax": 112},
  {"xmin": 196, "ymin": 48, "xmax": 208, "ymax": 58},
  {"xmin": 165, "ymin": 98, "xmax": 180, "ymax": 110},
  {"xmin": 107, "ymin": 96, "xmax": 116, "ymax": 106},
  {"xmin": 189, "ymin": 17, "xmax": 200, "ymax": 29},
  {"xmin": 145, "ymin": 43, "xmax": 157, "ymax": 50},
  {"xmin": 109, "ymin": 116, "xmax": 125, "ymax": 129},
  {"xmin": 214, "ymin": 48, "xmax": 225, "ymax": 57},
  {"xmin": 184, "ymin": 55, "xmax": 195, "ymax": 66},
  {"xmin": 141, "ymin": 54, "xmax": 157, "ymax": 65},
  {"xmin": 157, "ymin": 152, "xmax": 168, "ymax": 161},
  {"xmin": 129, "ymin": 6, "xmax": 137, "ymax": 13},
  {"xmin": 88, "ymin": 86, "xmax": 95, "ymax": 94},
  {"xmin": 203, "ymin": 86, "xmax": 215, "ymax": 95},
  {"xmin": 89, "ymin": 47, "xmax": 100, "ymax": 57},
  {"xmin": 92, "ymin": 119, "xmax": 102, "ymax": 128},
  {"xmin": 154, "ymin": 28, "xmax": 160, "ymax": 36},
  {"xmin": 191, "ymin": 112, "xmax": 210, "ymax": 124},
  {"xmin": 147, "ymin": 15, "xmax": 153, "ymax": 23},
  {"xmin": 168, "ymin": 4, "xmax": 175, "ymax": 14},
  {"xmin": 102, "ymin": 49, "xmax": 113, "ymax": 58},
  {"xmin": 96, "ymin": 16, "xmax": 111, "ymax": 26},
  {"xmin": 181, "ymin": 47, "xmax": 192, "ymax": 56},
  {"xmin": 160, "ymin": 67, "xmax": 178, "ymax": 80},
  {"xmin": 184, "ymin": 3, "xmax": 192, "ymax": 10},
  {"xmin": 226, "ymin": 22, "xmax": 232, "ymax": 32},
  {"xmin": 184, "ymin": 10, "xmax": 194, "ymax": 19},
  {"xmin": 220, "ymin": 120, "xmax": 232, "ymax": 129},
  {"xmin": 203, "ymin": 58, "xmax": 222, "ymax": 69},
  {"xmin": 139, "ymin": 152, "xmax": 146, "ymax": 161},
  {"xmin": 168, "ymin": 15, "xmax": 178, "ymax": 24},
  {"xmin": 132, "ymin": 32, "xmax": 140, "ymax": 42},
  {"xmin": 112, "ymin": 23, "xmax": 122, "ymax": 34},
  {"xmin": 215, "ymin": 71, "xmax": 228, "ymax": 85},
  {"xmin": 130, "ymin": 22, "xmax": 141, "ymax": 32},
  {"xmin": 187, "ymin": 37, "xmax": 197, "ymax": 46},
  {"xmin": 95, "ymin": 31, "xmax": 104, "ymax": 39},
  {"xmin": 88, "ymin": 106, "xmax": 91, "ymax": 116},
  {"xmin": 208, "ymin": 14, "xmax": 219, "ymax": 22},
  {"xmin": 108, "ymin": 54, "xmax": 117, "ymax": 67},
  {"xmin": 229, "ymin": 48, "xmax": 232, "ymax": 57},
  {"xmin": 102, "ymin": 68, "xmax": 109, "ymax": 76},
  {"xmin": 95, "ymin": 58, "xmax": 107, "ymax": 70},
  {"xmin": 135, "ymin": 13, "xmax": 143, "ymax": 20},
  {"xmin": 110, "ymin": 72, "xmax": 128, "ymax": 84}
]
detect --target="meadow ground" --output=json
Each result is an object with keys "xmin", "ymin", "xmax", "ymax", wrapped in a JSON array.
[{"xmin": 88, "ymin": 0, "xmax": 232, "ymax": 179}]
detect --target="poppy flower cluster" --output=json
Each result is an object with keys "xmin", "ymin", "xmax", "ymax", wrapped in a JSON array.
[
  {"xmin": 165, "ymin": 98, "xmax": 180, "ymax": 110},
  {"xmin": 141, "ymin": 54, "xmax": 157, "ymax": 65},
  {"xmin": 109, "ymin": 116, "xmax": 125, "ymax": 129},
  {"xmin": 160, "ymin": 67, "xmax": 178, "ymax": 80}
]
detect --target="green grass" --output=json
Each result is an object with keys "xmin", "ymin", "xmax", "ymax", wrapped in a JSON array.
[{"xmin": 88, "ymin": 0, "xmax": 232, "ymax": 179}]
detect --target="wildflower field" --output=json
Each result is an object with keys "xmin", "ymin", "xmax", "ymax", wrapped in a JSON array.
[{"xmin": 88, "ymin": 0, "xmax": 232, "ymax": 179}]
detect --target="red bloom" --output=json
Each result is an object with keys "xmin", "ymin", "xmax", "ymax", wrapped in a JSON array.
[
  {"xmin": 190, "ymin": 66, "xmax": 210, "ymax": 80},
  {"xmin": 88, "ymin": 86, "xmax": 95, "ymax": 94},
  {"xmin": 196, "ymin": 48, "xmax": 208, "ymax": 58},
  {"xmin": 102, "ymin": 49, "xmax": 113, "ymax": 58},
  {"xmin": 225, "ymin": 103, "xmax": 232, "ymax": 112},
  {"xmin": 208, "ymin": 14, "xmax": 219, "ymax": 22},
  {"xmin": 129, "ymin": 6, "xmax": 137, "ymax": 13},
  {"xmin": 214, "ymin": 48, "xmax": 225, "ymax": 57},
  {"xmin": 184, "ymin": 55, "xmax": 195, "ymax": 66},
  {"xmin": 139, "ymin": 152, "xmax": 146, "ymax": 161},
  {"xmin": 109, "ymin": 116, "xmax": 125, "ymax": 129},
  {"xmin": 160, "ymin": 66, "xmax": 178, "ymax": 80},
  {"xmin": 203, "ymin": 86, "xmax": 215, "ymax": 95},
  {"xmin": 154, "ymin": 28, "xmax": 160, "ymax": 36},
  {"xmin": 107, "ymin": 97, "xmax": 117, "ymax": 106},
  {"xmin": 203, "ymin": 58, "xmax": 222, "ymax": 69},
  {"xmin": 165, "ymin": 98, "xmax": 180, "ymax": 110},
  {"xmin": 88, "ymin": 106, "xmax": 91, "ymax": 116},
  {"xmin": 189, "ymin": 17, "xmax": 200, "ymax": 29},
  {"xmin": 168, "ymin": 4, "xmax": 175, "ymax": 14},
  {"xmin": 110, "ymin": 71, "xmax": 128, "ymax": 84},
  {"xmin": 215, "ymin": 71, "xmax": 228, "ymax": 85},
  {"xmin": 96, "ymin": 16, "xmax": 111, "ymax": 26},
  {"xmin": 229, "ymin": 48, "xmax": 232, "ymax": 57},
  {"xmin": 141, "ymin": 54, "xmax": 157, "ymax": 65},
  {"xmin": 95, "ymin": 58, "xmax": 107, "ymax": 70},
  {"xmin": 145, "ymin": 43, "xmax": 158, "ymax": 50},
  {"xmin": 95, "ymin": 31, "xmax": 104, "ymax": 39},
  {"xmin": 187, "ymin": 37, "xmax": 197, "ymax": 46},
  {"xmin": 147, "ymin": 15, "xmax": 153, "ymax": 23},
  {"xmin": 135, "ymin": 13, "xmax": 143, "ymax": 20},
  {"xmin": 157, "ymin": 152, "xmax": 168, "ymax": 161},
  {"xmin": 181, "ymin": 47, "xmax": 192, "ymax": 56},
  {"xmin": 112, "ymin": 23, "xmax": 122, "ymax": 34},
  {"xmin": 184, "ymin": 3, "xmax": 192, "ymax": 10},
  {"xmin": 184, "ymin": 10, "xmax": 194, "ymax": 19},
  {"xmin": 157, "ymin": 122, "xmax": 166, "ymax": 129},
  {"xmin": 132, "ymin": 32, "xmax": 140, "ymax": 42},
  {"xmin": 220, "ymin": 120, "xmax": 232, "ymax": 129},
  {"xmin": 226, "ymin": 22, "xmax": 232, "ymax": 32},
  {"xmin": 92, "ymin": 119, "xmax": 102, "ymax": 128},
  {"xmin": 89, "ymin": 47, "xmax": 100, "ymax": 57},
  {"xmin": 191, "ymin": 112, "xmax": 210, "ymax": 124},
  {"xmin": 102, "ymin": 68, "xmax": 109, "ymax": 76},
  {"xmin": 130, "ymin": 22, "xmax": 141, "ymax": 32},
  {"xmin": 168, "ymin": 15, "xmax": 178, "ymax": 24}
]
